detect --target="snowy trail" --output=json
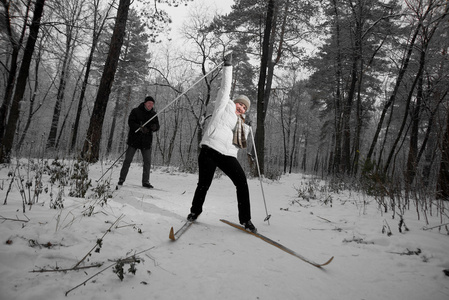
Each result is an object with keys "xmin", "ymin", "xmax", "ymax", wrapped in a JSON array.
[{"xmin": 1, "ymin": 166, "xmax": 449, "ymax": 300}]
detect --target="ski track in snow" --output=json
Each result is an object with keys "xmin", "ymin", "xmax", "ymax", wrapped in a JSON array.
[{"xmin": 0, "ymin": 165, "xmax": 448, "ymax": 300}]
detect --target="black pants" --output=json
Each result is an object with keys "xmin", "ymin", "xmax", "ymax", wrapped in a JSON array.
[
  {"xmin": 190, "ymin": 146, "xmax": 251, "ymax": 224},
  {"xmin": 119, "ymin": 146, "xmax": 152, "ymax": 184}
]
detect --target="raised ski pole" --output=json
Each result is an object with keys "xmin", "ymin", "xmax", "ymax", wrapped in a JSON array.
[
  {"xmin": 249, "ymin": 127, "xmax": 271, "ymax": 224},
  {"xmin": 137, "ymin": 61, "xmax": 224, "ymax": 132},
  {"xmin": 96, "ymin": 61, "xmax": 224, "ymax": 182}
]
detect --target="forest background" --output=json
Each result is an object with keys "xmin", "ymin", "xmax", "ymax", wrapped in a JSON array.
[{"xmin": 0, "ymin": 0, "xmax": 449, "ymax": 207}]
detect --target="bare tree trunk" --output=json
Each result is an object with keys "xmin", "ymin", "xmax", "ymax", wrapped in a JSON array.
[
  {"xmin": 16, "ymin": 85, "xmax": 39, "ymax": 150},
  {"xmin": 313, "ymin": 150, "xmax": 319, "ymax": 173},
  {"xmin": 330, "ymin": 0, "xmax": 343, "ymax": 174},
  {"xmin": 436, "ymin": 105, "xmax": 449, "ymax": 200},
  {"xmin": 299, "ymin": 132, "xmax": 307, "ymax": 172},
  {"xmin": 405, "ymin": 50, "xmax": 425, "ymax": 191},
  {"xmin": 0, "ymin": 0, "xmax": 46, "ymax": 163},
  {"xmin": 47, "ymin": 51, "xmax": 70, "ymax": 149},
  {"xmin": 365, "ymin": 23, "xmax": 421, "ymax": 164},
  {"xmin": 289, "ymin": 111, "xmax": 300, "ymax": 173},
  {"xmin": 280, "ymin": 99, "xmax": 289, "ymax": 173},
  {"xmin": 421, "ymin": 133, "xmax": 437, "ymax": 188},
  {"xmin": 352, "ymin": 59, "xmax": 364, "ymax": 176},
  {"xmin": 16, "ymin": 41, "xmax": 46, "ymax": 150},
  {"xmin": 383, "ymin": 61, "xmax": 422, "ymax": 175},
  {"xmin": 289, "ymin": 101, "xmax": 300, "ymax": 173},
  {"xmin": 107, "ymin": 90, "xmax": 122, "ymax": 155},
  {"xmin": 81, "ymin": 0, "xmax": 130, "ymax": 162},
  {"xmin": 328, "ymin": 135, "xmax": 335, "ymax": 174},
  {"xmin": 0, "ymin": 0, "xmax": 31, "ymax": 147},
  {"xmin": 118, "ymin": 91, "xmax": 131, "ymax": 155},
  {"xmin": 341, "ymin": 2, "xmax": 363, "ymax": 174},
  {"xmin": 417, "ymin": 92, "xmax": 446, "ymax": 167},
  {"xmin": 341, "ymin": 57, "xmax": 357, "ymax": 174},
  {"xmin": 406, "ymin": 0, "xmax": 448, "ymax": 191},
  {"xmin": 71, "ymin": 0, "xmax": 112, "ymax": 152},
  {"xmin": 47, "ymin": 0, "xmax": 83, "ymax": 150},
  {"xmin": 166, "ymin": 109, "xmax": 180, "ymax": 166},
  {"xmin": 255, "ymin": 0, "xmax": 275, "ymax": 176},
  {"xmin": 347, "ymin": 3, "xmax": 364, "ymax": 175},
  {"xmin": 55, "ymin": 67, "xmax": 84, "ymax": 150}
]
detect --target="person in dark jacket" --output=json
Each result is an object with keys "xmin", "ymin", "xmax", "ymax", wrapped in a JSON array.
[{"xmin": 118, "ymin": 96, "xmax": 160, "ymax": 188}]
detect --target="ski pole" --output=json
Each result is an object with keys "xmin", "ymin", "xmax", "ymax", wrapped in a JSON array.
[
  {"xmin": 136, "ymin": 61, "xmax": 224, "ymax": 133},
  {"xmin": 96, "ymin": 60, "xmax": 225, "ymax": 181},
  {"xmin": 96, "ymin": 147, "xmax": 127, "ymax": 182},
  {"xmin": 249, "ymin": 126, "xmax": 271, "ymax": 224}
]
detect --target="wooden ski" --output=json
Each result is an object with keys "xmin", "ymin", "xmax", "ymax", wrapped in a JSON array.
[
  {"xmin": 169, "ymin": 221, "xmax": 193, "ymax": 241},
  {"xmin": 220, "ymin": 219, "xmax": 333, "ymax": 268}
]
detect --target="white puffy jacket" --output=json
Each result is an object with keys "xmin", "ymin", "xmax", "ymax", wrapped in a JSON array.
[{"xmin": 200, "ymin": 65, "xmax": 249, "ymax": 158}]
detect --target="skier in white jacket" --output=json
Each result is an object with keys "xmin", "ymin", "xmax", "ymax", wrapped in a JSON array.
[{"xmin": 187, "ymin": 53, "xmax": 257, "ymax": 233}]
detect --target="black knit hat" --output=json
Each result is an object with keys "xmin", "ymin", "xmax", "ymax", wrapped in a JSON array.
[{"xmin": 144, "ymin": 96, "xmax": 155, "ymax": 103}]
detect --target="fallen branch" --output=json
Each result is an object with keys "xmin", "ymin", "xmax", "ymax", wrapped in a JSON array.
[
  {"xmin": 65, "ymin": 246, "xmax": 155, "ymax": 296},
  {"xmin": 423, "ymin": 222, "xmax": 449, "ymax": 230},
  {"xmin": 316, "ymin": 215, "xmax": 332, "ymax": 223},
  {"xmin": 388, "ymin": 248, "xmax": 421, "ymax": 256},
  {"xmin": 0, "ymin": 214, "xmax": 30, "ymax": 223},
  {"xmin": 72, "ymin": 214, "xmax": 124, "ymax": 269},
  {"xmin": 343, "ymin": 236, "xmax": 374, "ymax": 244},
  {"xmin": 115, "ymin": 223, "xmax": 137, "ymax": 229},
  {"xmin": 28, "ymin": 239, "xmax": 61, "ymax": 249},
  {"xmin": 108, "ymin": 256, "xmax": 140, "ymax": 264},
  {"xmin": 31, "ymin": 263, "xmax": 103, "ymax": 273}
]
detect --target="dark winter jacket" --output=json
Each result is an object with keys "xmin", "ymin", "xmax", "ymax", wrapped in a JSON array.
[{"xmin": 127, "ymin": 102, "xmax": 160, "ymax": 149}]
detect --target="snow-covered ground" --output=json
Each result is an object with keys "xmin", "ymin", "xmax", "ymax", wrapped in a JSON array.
[{"xmin": 1, "ymin": 162, "xmax": 448, "ymax": 300}]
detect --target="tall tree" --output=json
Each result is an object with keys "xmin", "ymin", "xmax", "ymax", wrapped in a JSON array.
[
  {"xmin": 0, "ymin": 0, "xmax": 32, "ymax": 149},
  {"xmin": 0, "ymin": 0, "xmax": 46, "ymax": 163},
  {"xmin": 81, "ymin": 0, "xmax": 131, "ymax": 162},
  {"xmin": 309, "ymin": 0, "xmax": 401, "ymax": 175},
  {"xmin": 15, "ymin": 34, "xmax": 50, "ymax": 151},
  {"xmin": 365, "ymin": 11, "xmax": 422, "ymax": 166},
  {"xmin": 213, "ymin": 0, "xmax": 318, "ymax": 174},
  {"xmin": 254, "ymin": 0, "xmax": 275, "ymax": 175},
  {"xmin": 180, "ymin": 2, "xmax": 231, "ymax": 150},
  {"xmin": 70, "ymin": 0, "xmax": 114, "ymax": 152},
  {"xmin": 46, "ymin": 0, "xmax": 86, "ymax": 149},
  {"xmin": 404, "ymin": 0, "xmax": 449, "ymax": 191},
  {"xmin": 106, "ymin": 8, "xmax": 150, "ymax": 155},
  {"xmin": 437, "ymin": 105, "xmax": 449, "ymax": 201},
  {"xmin": 81, "ymin": 0, "xmax": 190, "ymax": 162}
]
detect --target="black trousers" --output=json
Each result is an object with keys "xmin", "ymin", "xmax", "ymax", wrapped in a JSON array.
[
  {"xmin": 190, "ymin": 146, "xmax": 251, "ymax": 224},
  {"xmin": 119, "ymin": 146, "xmax": 152, "ymax": 184}
]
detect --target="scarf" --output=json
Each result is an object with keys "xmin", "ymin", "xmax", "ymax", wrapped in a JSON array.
[{"xmin": 233, "ymin": 116, "xmax": 247, "ymax": 149}]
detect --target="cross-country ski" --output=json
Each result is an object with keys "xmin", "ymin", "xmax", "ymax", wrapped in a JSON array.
[
  {"xmin": 220, "ymin": 219, "xmax": 334, "ymax": 268},
  {"xmin": 169, "ymin": 220, "xmax": 194, "ymax": 241}
]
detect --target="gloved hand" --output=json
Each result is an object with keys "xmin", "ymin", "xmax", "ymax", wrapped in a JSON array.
[
  {"xmin": 224, "ymin": 52, "xmax": 233, "ymax": 66},
  {"xmin": 150, "ymin": 124, "xmax": 158, "ymax": 131},
  {"xmin": 245, "ymin": 115, "xmax": 253, "ymax": 126},
  {"xmin": 140, "ymin": 126, "xmax": 149, "ymax": 134}
]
